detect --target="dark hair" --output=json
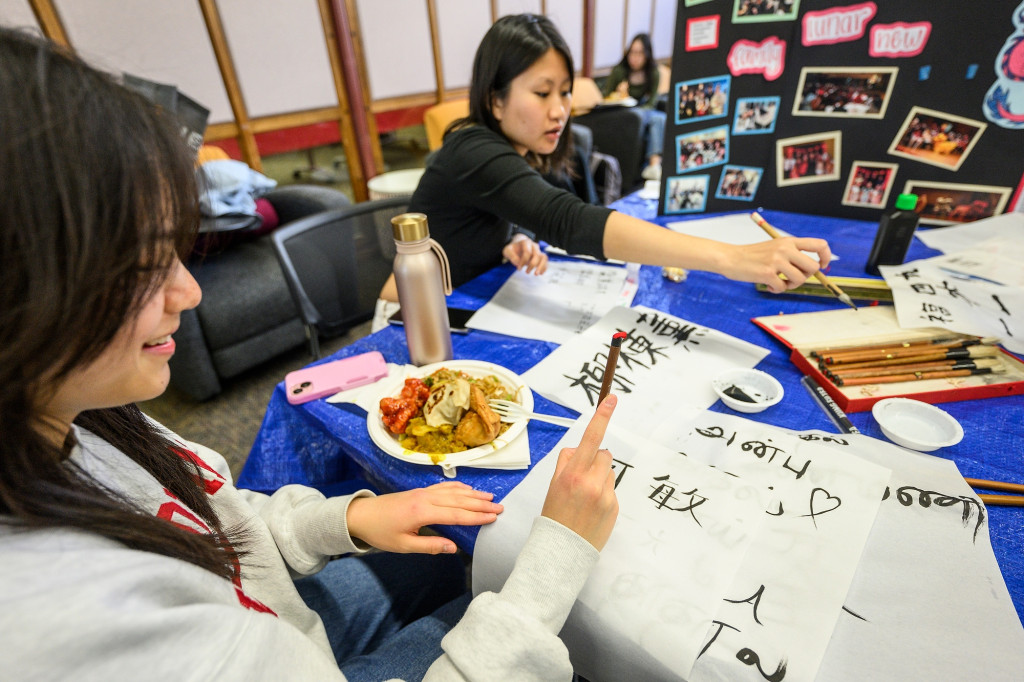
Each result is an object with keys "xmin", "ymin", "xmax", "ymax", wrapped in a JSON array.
[
  {"xmin": 618, "ymin": 33, "xmax": 657, "ymax": 88},
  {"xmin": 450, "ymin": 13, "xmax": 575, "ymax": 174},
  {"xmin": 0, "ymin": 27, "xmax": 240, "ymax": 580}
]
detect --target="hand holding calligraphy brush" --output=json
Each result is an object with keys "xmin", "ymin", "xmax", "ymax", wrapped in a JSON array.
[
  {"xmin": 750, "ymin": 211, "xmax": 857, "ymax": 310},
  {"xmin": 598, "ymin": 332, "xmax": 628, "ymax": 405}
]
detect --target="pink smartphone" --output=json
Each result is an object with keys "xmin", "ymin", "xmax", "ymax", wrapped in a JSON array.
[{"xmin": 285, "ymin": 351, "xmax": 388, "ymax": 405}]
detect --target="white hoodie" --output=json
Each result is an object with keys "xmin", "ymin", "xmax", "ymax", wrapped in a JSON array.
[{"xmin": 0, "ymin": 424, "xmax": 598, "ymax": 681}]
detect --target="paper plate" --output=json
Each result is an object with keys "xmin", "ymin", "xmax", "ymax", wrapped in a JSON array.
[
  {"xmin": 871, "ymin": 398, "xmax": 964, "ymax": 452},
  {"xmin": 366, "ymin": 360, "xmax": 532, "ymax": 473}
]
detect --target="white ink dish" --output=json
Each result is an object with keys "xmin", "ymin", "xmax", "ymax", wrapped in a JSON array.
[
  {"xmin": 712, "ymin": 368, "xmax": 784, "ymax": 413},
  {"xmin": 871, "ymin": 398, "xmax": 964, "ymax": 452}
]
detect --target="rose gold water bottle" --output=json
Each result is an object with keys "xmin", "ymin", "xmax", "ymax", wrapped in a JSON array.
[{"xmin": 391, "ymin": 213, "xmax": 453, "ymax": 365}]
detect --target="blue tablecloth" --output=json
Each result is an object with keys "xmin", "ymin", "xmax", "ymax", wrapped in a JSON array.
[{"xmin": 241, "ymin": 197, "xmax": 1024, "ymax": 624}]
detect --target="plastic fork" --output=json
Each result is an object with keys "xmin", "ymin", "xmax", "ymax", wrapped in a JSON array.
[{"xmin": 488, "ymin": 399, "xmax": 577, "ymax": 427}]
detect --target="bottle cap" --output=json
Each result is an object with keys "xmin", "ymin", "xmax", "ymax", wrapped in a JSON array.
[
  {"xmin": 894, "ymin": 193, "xmax": 918, "ymax": 211},
  {"xmin": 391, "ymin": 213, "xmax": 429, "ymax": 242}
]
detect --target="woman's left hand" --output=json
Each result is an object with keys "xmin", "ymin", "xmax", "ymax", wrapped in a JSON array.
[
  {"xmin": 503, "ymin": 234, "xmax": 548, "ymax": 275},
  {"xmin": 346, "ymin": 482, "xmax": 503, "ymax": 554}
]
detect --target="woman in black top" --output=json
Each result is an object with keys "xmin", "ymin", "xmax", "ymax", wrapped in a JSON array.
[{"xmin": 378, "ymin": 14, "xmax": 830, "ymax": 303}]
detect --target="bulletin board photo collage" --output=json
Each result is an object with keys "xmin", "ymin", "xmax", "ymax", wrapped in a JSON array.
[{"xmin": 661, "ymin": 0, "xmax": 1024, "ymax": 223}]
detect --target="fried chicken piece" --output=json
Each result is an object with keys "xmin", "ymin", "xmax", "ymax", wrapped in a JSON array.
[
  {"xmin": 454, "ymin": 385, "xmax": 502, "ymax": 447},
  {"xmin": 379, "ymin": 378, "xmax": 432, "ymax": 434},
  {"xmin": 380, "ymin": 397, "xmax": 418, "ymax": 434}
]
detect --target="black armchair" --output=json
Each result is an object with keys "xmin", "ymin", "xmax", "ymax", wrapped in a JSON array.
[
  {"xmin": 169, "ymin": 185, "xmax": 352, "ymax": 401},
  {"xmin": 271, "ymin": 196, "xmax": 410, "ymax": 359},
  {"xmin": 574, "ymin": 106, "xmax": 647, "ymax": 196}
]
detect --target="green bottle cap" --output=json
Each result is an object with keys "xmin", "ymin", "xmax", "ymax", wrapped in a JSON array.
[{"xmin": 894, "ymin": 193, "xmax": 918, "ymax": 211}]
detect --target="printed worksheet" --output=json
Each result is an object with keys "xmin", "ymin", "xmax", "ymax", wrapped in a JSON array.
[{"xmin": 466, "ymin": 260, "xmax": 637, "ymax": 344}]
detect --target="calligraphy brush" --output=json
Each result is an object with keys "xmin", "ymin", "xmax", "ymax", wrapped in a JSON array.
[
  {"xmin": 818, "ymin": 337, "xmax": 998, "ymax": 365},
  {"xmin": 835, "ymin": 364, "xmax": 1007, "ymax": 387},
  {"xmin": 978, "ymin": 495, "xmax": 1024, "ymax": 507},
  {"xmin": 809, "ymin": 334, "xmax": 979, "ymax": 358},
  {"xmin": 967, "ymin": 478, "xmax": 1024, "ymax": 506},
  {"xmin": 825, "ymin": 357, "xmax": 1003, "ymax": 381},
  {"xmin": 819, "ymin": 344, "xmax": 1000, "ymax": 371},
  {"xmin": 750, "ymin": 211, "xmax": 857, "ymax": 310},
  {"xmin": 598, "ymin": 332, "xmax": 628, "ymax": 405}
]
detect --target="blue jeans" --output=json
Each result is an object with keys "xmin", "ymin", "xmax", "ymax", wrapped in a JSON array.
[
  {"xmin": 639, "ymin": 108, "xmax": 666, "ymax": 161},
  {"xmin": 294, "ymin": 552, "xmax": 469, "ymax": 681}
]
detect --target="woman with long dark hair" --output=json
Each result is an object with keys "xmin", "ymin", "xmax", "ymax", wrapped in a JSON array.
[
  {"xmin": 602, "ymin": 33, "xmax": 667, "ymax": 180},
  {"xmin": 0, "ymin": 26, "xmax": 620, "ymax": 680},
  {"xmin": 377, "ymin": 14, "xmax": 831, "ymax": 309}
]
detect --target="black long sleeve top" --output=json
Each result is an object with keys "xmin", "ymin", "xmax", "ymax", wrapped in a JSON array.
[{"xmin": 409, "ymin": 125, "xmax": 612, "ymax": 288}]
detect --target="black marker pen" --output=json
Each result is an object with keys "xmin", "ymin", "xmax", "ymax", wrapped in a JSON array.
[{"xmin": 801, "ymin": 375, "xmax": 859, "ymax": 434}]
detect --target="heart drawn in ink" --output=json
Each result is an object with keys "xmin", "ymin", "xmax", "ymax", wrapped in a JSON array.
[{"xmin": 808, "ymin": 488, "xmax": 842, "ymax": 528}]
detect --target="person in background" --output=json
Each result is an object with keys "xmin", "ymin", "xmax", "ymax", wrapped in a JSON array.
[
  {"xmin": 0, "ymin": 26, "xmax": 620, "ymax": 681},
  {"xmin": 376, "ymin": 14, "xmax": 831, "ymax": 316},
  {"xmin": 602, "ymin": 33, "xmax": 667, "ymax": 182}
]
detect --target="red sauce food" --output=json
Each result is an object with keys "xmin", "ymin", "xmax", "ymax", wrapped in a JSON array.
[{"xmin": 379, "ymin": 378, "xmax": 430, "ymax": 434}]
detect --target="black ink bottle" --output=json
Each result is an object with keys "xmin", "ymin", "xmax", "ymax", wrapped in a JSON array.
[{"xmin": 865, "ymin": 193, "xmax": 920, "ymax": 275}]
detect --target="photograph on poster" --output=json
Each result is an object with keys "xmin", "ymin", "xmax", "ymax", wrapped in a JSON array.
[
  {"xmin": 776, "ymin": 131, "xmax": 841, "ymax": 186},
  {"xmin": 888, "ymin": 106, "xmax": 986, "ymax": 172},
  {"xmin": 716, "ymin": 166, "xmax": 764, "ymax": 201},
  {"xmin": 733, "ymin": 96, "xmax": 780, "ymax": 134},
  {"xmin": 665, "ymin": 175, "xmax": 710, "ymax": 214},
  {"xmin": 903, "ymin": 180, "xmax": 1011, "ymax": 226},
  {"xmin": 842, "ymin": 161, "xmax": 899, "ymax": 208},
  {"xmin": 676, "ymin": 125, "xmax": 730, "ymax": 174},
  {"xmin": 675, "ymin": 75, "xmax": 731, "ymax": 125},
  {"xmin": 734, "ymin": 0, "xmax": 801, "ymax": 23},
  {"xmin": 793, "ymin": 66, "xmax": 897, "ymax": 119}
]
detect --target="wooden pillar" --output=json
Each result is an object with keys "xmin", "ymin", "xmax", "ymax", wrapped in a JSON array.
[
  {"xmin": 197, "ymin": 0, "xmax": 262, "ymax": 171},
  {"xmin": 320, "ymin": 0, "xmax": 370, "ymax": 201},
  {"xmin": 27, "ymin": 0, "xmax": 71, "ymax": 49},
  {"xmin": 426, "ymin": 0, "xmax": 446, "ymax": 102},
  {"xmin": 582, "ymin": 0, "xmax": 595, "ymax": 77},
  {"xmin": 335, "ymin": 1, "xmax": 385, "ymax": 185}
]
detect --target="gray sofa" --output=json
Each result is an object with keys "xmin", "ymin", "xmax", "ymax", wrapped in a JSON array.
[{"xmin": 169, "ymin": 185, "xmax": 352, "ymax": 400}]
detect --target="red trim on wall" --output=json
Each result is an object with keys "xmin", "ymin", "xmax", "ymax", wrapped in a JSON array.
[
  {"xmin": 206, "ymin": 107, "xmax": 428, "ymax": 159},
  {"xmin": 376, "ymin": 104, "xmax": 432, "ymax": 134}
]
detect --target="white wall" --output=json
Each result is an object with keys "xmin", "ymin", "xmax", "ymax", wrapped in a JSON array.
[
  {"xmin": 593, "ymin": 0, "xmax": 627, "ymax": 71},
  {"xmin": 355, "ymin": 0, "xmax": 436, "ymax": 100},
  {"xmin": 1, "ymin": 0, "xmax": 670, "ymax": 120},
  {"xmin": 652, "ymin": 0, "xmax": 677, "ymax": 60},
  {"xmin": 625, "ymin": 0, "xmax": 652, "ymax": 50},
  {"xmin": 497, "ymin": 0, "xmax": 542, "ymax": 18},
  {"xmin": 546, "ymin": 0, "xmax": 585, "ymax": 73},
  {"xmin": 436, "ymin": 0, "xmax": 491, "ymax": 90},
  {"xmin": 54, "ymin": 1, "xmax": 233, "ymax": 122},
  {"xmin": 0, "ymin": 0, "xmax": 37, "ymax": 31},
  {"xmin": 217, "ymin": 0, "xmax": 336, "ymax": 118}
]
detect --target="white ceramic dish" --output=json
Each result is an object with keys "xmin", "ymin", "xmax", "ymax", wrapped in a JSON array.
[
  {"xmin": 366, "ymin": 360, "xmax": 532, "ymax": 471},
  {"xmin": 712, "ymin": 368, "xmax": 784, "ymax": 413},
  {"xmin": 871, "ymin": 398, "xmax": 964, "ymax": 452}
]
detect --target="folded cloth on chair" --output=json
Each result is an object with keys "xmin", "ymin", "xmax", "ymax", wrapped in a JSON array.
[{"xmin": 198, "ymin": 159, "xmax": 277, "ymax": 217}]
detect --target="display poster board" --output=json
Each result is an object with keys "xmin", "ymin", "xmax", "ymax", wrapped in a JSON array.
[{"xmin": 660, "ymin": 0, "xmax": 1024, "ymax": 224}]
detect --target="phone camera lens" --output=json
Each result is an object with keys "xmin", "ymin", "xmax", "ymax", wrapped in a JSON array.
[
  {"xmin": 300, "ymin": 381, "xmax": 312, "ymax": 388},
  {"xmin": 292, "ymin": 386, "xmax": 303, "ymax": 394}
]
